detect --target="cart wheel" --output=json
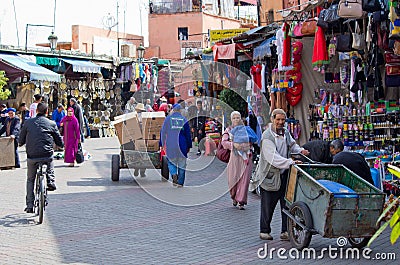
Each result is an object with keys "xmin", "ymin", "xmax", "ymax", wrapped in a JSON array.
[
  {"xmin": 111, "ymin": 154, "xmax": 120, "ymax": 181},
  {"xmin": 288, "ymin": 201, "xmax": 313, "ymax": 250},
  {"xmin": 348, "ymin": 237, "xmax": 371, "ymax": 249},
  {"xmin": 161, "ymin": 156, "xmax": 169, "ymax": 181}
]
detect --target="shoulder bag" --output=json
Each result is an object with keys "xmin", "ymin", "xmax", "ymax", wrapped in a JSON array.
[
  {"xmin": 75, "ymin": 143, "xmax": 84, "ymax": 164},
  {"xmin": 216, "ymin": 132, "xmax": 230, "ymax": 163},
  {"xmin": 350, "ymin": 21, "xmax": 366, "ymax": 50}
]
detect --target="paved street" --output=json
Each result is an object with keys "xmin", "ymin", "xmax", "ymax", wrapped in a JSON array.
[{"xmin": 0, "ymin": 136, "xmax": 398, "ymax": 264}]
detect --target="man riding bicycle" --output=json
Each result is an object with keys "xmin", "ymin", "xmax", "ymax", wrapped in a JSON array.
[{"xmin": 19, "ymin": 103, "xmax": 64, "ymax": 213}]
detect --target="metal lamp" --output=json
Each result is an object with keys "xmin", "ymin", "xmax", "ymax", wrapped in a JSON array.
[
  {"xmin": 48, "ymin": 31, "xmax": 58, "ymax": 51},
  {"xmin": 137, "ymin": 43, "xmax": 145, "ymax": 61}
]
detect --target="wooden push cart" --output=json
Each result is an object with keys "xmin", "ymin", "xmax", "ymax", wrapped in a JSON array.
[
  {"xmin": 283, "ymin": 163, "xmax": 385, "ymax": 250},
  {"xmin": 111, "ymin": 145, "xmax": 169, "ymax": 182}
]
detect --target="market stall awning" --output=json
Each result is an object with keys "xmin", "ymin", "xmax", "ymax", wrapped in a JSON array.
[
  {"xmin": 36, "ymin": 56, "xmax": 60, "ymax": 66},
  {"xmin": 0, "ymin": 53, "xmax": 61, "ymax": 82},
  {"xmin": 0, "ymin": 60, "xmax": 25, "ymax": 83},
  {"xmin": 61, "ymin": 58, "xmax": 101, "ymax": 73}
]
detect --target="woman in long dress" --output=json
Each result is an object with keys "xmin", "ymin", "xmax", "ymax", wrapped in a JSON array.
[
  {"xmin": 221, "ymin": 111, "xmax": 253, "ymax": 210},
  {"xmin": 60, "ymin": 107, "xmax": 80, "ymax": 167}
]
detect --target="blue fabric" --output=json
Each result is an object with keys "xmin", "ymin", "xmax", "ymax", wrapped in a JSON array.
[
  {"xmin": 230, "ymin": 125, "xmax": 258, "ymax": 143},
  {"xmin": 0, "ymin": 53, "xmax": 61, "ymax": 82},
  {"xmin": 52, "ymin": 109, "xmax": 65, "ymax": 128},
  {"xmin": 161, "ymin": 112, "xmax": 192, "ymax": 159},
  {"xmin": 253, "ymin": 36, "xmax": 276, "ymax": 60},
  {"xmin": 167, "ymin": 157, "xmax": 187, "ymax": 185}
]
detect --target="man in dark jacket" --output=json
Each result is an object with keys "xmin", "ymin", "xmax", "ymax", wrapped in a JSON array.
[
  {"xmin": 330, "ymin": 139, "xmax": 374, "ymax": 185},
  {"xmin": 301, "ymin": 140, "xmax": 332, "ymax": 164},
  {"xmin": 0, "ymin": 108, "xmax": 21, "ymax": 168},
  {"xmin": 19, "ymin": 103, "xmax": 64, "ymax": 213},
  {"xmin": 191, "ymin": 100, "xmax": 206, "ymax": 155}
]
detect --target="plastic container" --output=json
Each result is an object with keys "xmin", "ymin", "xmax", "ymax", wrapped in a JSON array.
[
  {"xmin": 370, "ymin": 168, "xmax": 381, "ymax": 189},
  {"xmin": 317, "ymin": 179, "xmax": 359, "ymax": 198}
]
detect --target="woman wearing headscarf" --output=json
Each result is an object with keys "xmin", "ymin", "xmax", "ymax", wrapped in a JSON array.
[
  {"xmin": 221, "ymin": 111, "xmax": 256, "ymax": 210},
  {"xmin": 60, "ymin": 107, "xmax": 81, "ymax": 167}
]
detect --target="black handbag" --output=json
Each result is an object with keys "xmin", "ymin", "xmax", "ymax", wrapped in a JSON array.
[
  {"xmin": 75, "ymin": 143, "xmax": 84, "ymax": 164},
  {"xmin": 362, "ymin": 0, "xmax": 382, "ymax": 12},
  {"xmin": 336, "ymin": 34, "xmax": 353, "ymax": 52}
]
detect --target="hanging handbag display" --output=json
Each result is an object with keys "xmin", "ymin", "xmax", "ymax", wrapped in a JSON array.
[
  {"xmin": 322, "ymin": 4, "xmax": 341, "ymax": 23},
  {"xmin": 363, "ymin": 0, "xmax": 383, "ymax": 12},
  {"xmin": 336, "ymin": 34, "xmax": 353, "ymax": 51},
  {"xmin": 338, "ymin": 0, "xmax": 364, "ymax": 18},
  {"xmin": 301, "ymin": 19, "xmax": 317, "ymax": 36},
  {"xmin": 293, "ymin": 22, "xmax": 304, "ymax": 38},
  {"xmin": 350, "ymin": 21, "xmax": 366, "ymax": 50}
]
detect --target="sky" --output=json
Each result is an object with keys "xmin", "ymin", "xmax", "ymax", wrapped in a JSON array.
[{"xmin": 0, "ymin": 0, "xmax": 149, "ymax": 48}]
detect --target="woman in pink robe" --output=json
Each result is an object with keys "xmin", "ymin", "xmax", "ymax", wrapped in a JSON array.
[
  {"xmin": 221, "ymin": 111, "xmax": 253, "ymax": 210},
  {"xmin": 60, "ymin": 107, "xmax": 80, "ymax": 167}
]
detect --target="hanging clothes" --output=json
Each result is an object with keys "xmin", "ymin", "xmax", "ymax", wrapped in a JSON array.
[
  {"xmin": 312, "ymin": 7, "xmax": 329, "ymax": 69},
  {"xmin": 250, "ymin": 63, "xmax": 262, "ymax": 91},
  {"xmin": 213, "ymin": 43, "xmax": 236, "ymax": 61},
  {"xmin": 282, "ymin": 22, "xmax": 292, "ymax": 67}
]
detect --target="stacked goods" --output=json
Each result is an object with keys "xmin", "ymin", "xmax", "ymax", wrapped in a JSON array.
[
  {"xmin": 138, "ymin": 112, "xmax": 165, "ymax": 151},
  {"xmin": 112, "ymin": 112, "xmax": 142, "ymax": 145}
]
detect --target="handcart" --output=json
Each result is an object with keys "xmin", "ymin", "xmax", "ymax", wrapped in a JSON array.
[
  {"xmin": 283, "ymin": 160, "xmax": 385, "ymax": 250},
  {"xmin": 111, "ymin": 143, "xmax": 169, "ymax": 182}
]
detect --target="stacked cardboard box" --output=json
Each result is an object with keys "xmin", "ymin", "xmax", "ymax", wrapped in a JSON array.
[
  {"xmin": 139, "ymin": 112, "xmax": 165, "ymax": 151},
  {"xmin": 112, "ymin": 112, "xmax": 142, "ymax": 145}
]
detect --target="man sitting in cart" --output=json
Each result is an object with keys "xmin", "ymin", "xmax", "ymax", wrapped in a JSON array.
[{"xmin": 329, "ymin": 139, "xmax": 374, "ymax": 185}]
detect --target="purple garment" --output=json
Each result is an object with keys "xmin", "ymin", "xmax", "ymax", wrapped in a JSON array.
[{"xmin": 60, "ymin": 116, "xmax": 80, "ymax": 163}]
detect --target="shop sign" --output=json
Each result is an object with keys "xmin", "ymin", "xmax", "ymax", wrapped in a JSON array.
[
  {"xmin": 209, "ymin": 28, "xmax": 249, "ymax": 44},
  {"xmin": 181, "ymin": 41, "xmax": 202, "ymax": 48}
]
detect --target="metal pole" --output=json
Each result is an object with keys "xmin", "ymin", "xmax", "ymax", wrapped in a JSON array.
[
  {"xmin": 117, "ymin": 38, "xmax": 120, "ymax": 57},
  {"xmin": 257, "ymin": 0, "xmax": 261, "ymax": 26},
  {"xmin": 25, "ymin": 24, "xmax": 28, "ymax": 52}
]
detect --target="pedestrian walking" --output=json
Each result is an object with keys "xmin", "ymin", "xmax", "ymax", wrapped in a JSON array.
[
  {"xmin": 0, "ymin": 108, "xmax": 21, "ymax": 168},
  {"xmin": 69, "ymin": 98, "xmax": 84, "ymax": 142},
  {"xmin": 160, "ymin": 103, "xmax": 192, "ymax": 187},
  {"xmin": 192, "ymin": 100, "xmax": 206, "ymax": 155},
  {"xmin": 221, "ymin": 111, "xmax": 256, "ymax": 210},
  {"xmin": 60, "ymin": 107, "xmax": 80, "ymax": 167},
  {"xmin": 250, "ymin": 108, "xmax": 309, "ymax": 241}
]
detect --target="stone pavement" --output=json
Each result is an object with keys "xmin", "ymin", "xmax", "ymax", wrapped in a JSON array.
[{"xmin": 0, "ymin": 137, "xmax": 398, "ymax": 264}]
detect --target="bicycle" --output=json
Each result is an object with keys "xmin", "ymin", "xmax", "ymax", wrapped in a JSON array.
[{"xmin": 33, "ymin": 159, "xmax": 50, "ymax": 224}]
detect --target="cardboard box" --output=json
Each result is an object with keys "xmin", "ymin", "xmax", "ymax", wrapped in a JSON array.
[
  {"xmin": 142, "ymin": 112, "xmax": 165, "ymax": 134},
  {"xmin": 112, "ymin": 114, "xmax": 142, "ymax": 144},
  {"xmin": 0, "ymin": 137, "xmax": 15, "ymax": 168},
  {"xmin": 142, "ymin": 127, "xmax": 162, "ymax": 140},
  {"xmin": 135, "ymin": 139, "xmax": 160, "ymax": 152}
]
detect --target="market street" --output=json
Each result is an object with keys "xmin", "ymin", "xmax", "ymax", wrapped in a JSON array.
[{"xmin": 0, "ymin": 136, "xmax": 398, "ymax": 264}]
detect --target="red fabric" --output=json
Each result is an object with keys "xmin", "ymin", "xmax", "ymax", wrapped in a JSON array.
[
  {"xmin": 213, "ymin": 43, "xmax": 236, "ymax": 61},
  {"xmin": 282, "ymin": 22, "xmax": 292, "ymax": 67},
  {"xmin": 250, "ymin": 64, "xmax": 262, "ymax": 91},
  {"xmin": 312, "ymin": 7, "xmax": 329, "ymax": 66}
]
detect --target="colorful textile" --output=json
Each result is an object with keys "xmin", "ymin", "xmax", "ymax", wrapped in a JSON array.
[
  {"xmin": 213, "ymin": 43, "xmax": 236, "ymax": 61},
  {"xmin": 282, "ymin": 22, "xmax": 292, "ymax": 67}
]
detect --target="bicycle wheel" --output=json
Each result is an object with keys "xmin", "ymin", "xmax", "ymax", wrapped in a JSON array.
[{"xmin": 38, "ymin": 176, "xmax": 45, "ymax": 224}]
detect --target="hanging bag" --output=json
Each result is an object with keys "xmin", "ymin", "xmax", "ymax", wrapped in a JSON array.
[
  {"xmin": 350, "ymin": 21, "xmax": 366, "ymax": 50},
  {"xmin": 336, "ymin": 22, "xmax": 353, "ymax": 52},
  {"xmin": 362, "ymin": 0, "xmax": 383, "ymax": 12},
  {"xmin": 338, "ymin": 0, "xmax": 364, "ymax": 18},
  {"xmin": 301, "ymin": 19, "xmax": 317, "ymax": 36}
]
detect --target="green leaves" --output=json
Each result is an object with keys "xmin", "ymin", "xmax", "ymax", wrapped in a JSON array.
[{"xmin": 0, "ymin": 71, "xmax": 11, "ymax": 100}]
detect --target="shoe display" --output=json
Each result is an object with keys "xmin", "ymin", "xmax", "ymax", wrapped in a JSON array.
[
  {"xmin": 47, "ymin": 182, "xmax": 57, "ymax": 191},
  {"xmin": 260, "ymin": 233, "xmax": 273, "ymax": 240},
  {"xmin": 280, "ymin": 232, "xmax": 289, "ymax": 241},
  {"xmin": 24, "ymin": 207, "xmax": 34, "ymax": 213},
  {"xmin": 134, "ymin": 169, "xmax": 139, "ymax": 176}
]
